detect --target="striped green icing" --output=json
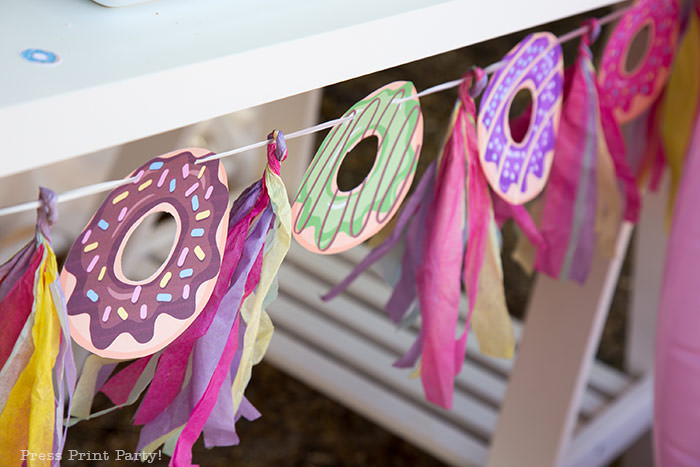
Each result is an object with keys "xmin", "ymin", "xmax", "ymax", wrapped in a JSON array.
[{"xmin": 293, "ymin": 81, "xmax": 423, "ymax": 253}]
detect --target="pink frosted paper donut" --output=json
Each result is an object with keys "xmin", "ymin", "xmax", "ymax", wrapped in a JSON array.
[
  {"xmin": 598, "ymin": 0, "xmax": 679, "ymax": 123},
  {"xmin": 477, "ymin": 32, "xmax": 564, "ymax": 204},
  {"xmin": 61, "ymin": 148, "xmax": 230, "ymax": 359}
]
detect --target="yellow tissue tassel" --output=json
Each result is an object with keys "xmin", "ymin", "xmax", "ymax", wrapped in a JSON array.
[
  {"xmin": 595, "ymin": 118, "xmax": 623, "ymax": 258},
  {"xmin": 231, "ymin": 164, "xmax": 291, "ymax": 414},
  {"xmin": 470, "ymin": 217, "xmax": 515, "ymax": 359},
  {"xmin": 661, "ymin": 11, "xmax": 700, "ymax": 222},
  {"xmin": 0, "ymin": 240, "xmax": 60, "ymax": 467}
]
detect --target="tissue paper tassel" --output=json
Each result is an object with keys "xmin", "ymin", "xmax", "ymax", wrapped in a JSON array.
[
  {"xmin": 69, "ymin": 132, "xmax": 291, "ymax": 467},
  {"xmin": 324, "ymin": 69, "xmax": 514, "ymax": 409},
  {"xmin": 0, "ymin": 188, "xmax": 76, "ymax": 467}
]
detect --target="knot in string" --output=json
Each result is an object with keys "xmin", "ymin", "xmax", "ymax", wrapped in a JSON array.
[
  {"xmin": 458, "ymin": 66, "xmax": 488, "ymax": 106},
  {"xmin": 36, "ymin": 186, "xmax": 57, "ymax": 240},
  {"xmin": 266, "ymin": 130, "xmax": 287, "ymax": 176},
  {"xmin": 583, "ymin": 18, "xmax": 601, "ymax": 44}
]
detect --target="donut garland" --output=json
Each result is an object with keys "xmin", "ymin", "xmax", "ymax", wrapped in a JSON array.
[
  {"xmin": 478, "ymin": 32, "xmax": 564, "ymax": 205},
  {"xmin": 61, "ymin": 148, "xmax": 230, "ymax": 359},
  {"xmin": 292, "ymin": 81, "xmax": 423, "ymax": 254},
  {"xmin": 0, "ymin": 6, "xmax": 688, "ymax": 463},
  {"xmin": 598, "ymin": 0, "xmax": 680, "ymax": 124}
]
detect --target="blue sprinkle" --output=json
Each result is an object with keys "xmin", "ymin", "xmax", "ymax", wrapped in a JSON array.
[
  {"xmin": 191, "ymin": 228, "xmax": 204, "ymax": 237},
  {"xmin": 149, "ymin": 161, "xmax": 164, "ymax": 170},
  {"xmin": 86, "ymin": 289, "xmax": 99, "ymax": 302},
  {"xmin": 169, "ymin": 179, "xmax": 176, "ymax": 192},
  {"xmin": 179, "ymin": 268, "xmax": 193, "ymax": 278},
  {"xmin": 97, "ymin": 219, "xmax": 109, "ymax": 230},
  {"xmin": 156, "ymin": 293, "xmax": 172, "ymax": 302},
  {"xmin": 191, "ymin": 195, "xmax": 199, "ymax": 211}
]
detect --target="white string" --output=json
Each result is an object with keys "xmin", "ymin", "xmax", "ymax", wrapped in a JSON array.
[
  {"xmin": 394, "ymin": 5, "xmax": 630, "ymax": 103},
  {"xmin": 0, "ymin": 5, "xmax": 630, "ymax": 218}
]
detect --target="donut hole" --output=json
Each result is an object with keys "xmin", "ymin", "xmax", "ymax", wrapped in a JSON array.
[
  {"xmin": 625, "ymin": 23, "xmax": 652, "ymax": 75},
  {"xmin": 337, "ymin": 136, "xmax": 379, "ymax": 192},
  {"xmin": 120, "ymin": 211, "xmax": 177, "ymax": 282},
  {"xmin": 508, "ymin": 88, "xmax": 534, "ymax": 144}
]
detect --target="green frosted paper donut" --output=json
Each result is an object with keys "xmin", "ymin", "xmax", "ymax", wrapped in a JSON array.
[{"xmin": 292, "ymin": 81, "xmax": 423, "ymax": 254}]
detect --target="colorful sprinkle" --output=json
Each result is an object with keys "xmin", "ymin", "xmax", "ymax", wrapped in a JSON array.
[
  {"xmin": 185, "ymin": 183, "xmax": 199, "ymax": 197},
  {"xmin": 182, "ymin": 284, "xmax": 190, "ymax": 299},
  {"xmin": 118, "ymin": 207, "xmax": 128, "ymax": 221},
  {"xmin": 84, "ymin": 242, "xmax": 99, "ymax": 253},
  {"xmin": 195, "ymin": 210, "xmax": 210, "ymax": 221},
  {"xmin": 98, "ymin": 266, "xmax": 107, "ymax": 281},
  {"xmin": 149, "ymin": 161, "xmax": 164, "ymax": 170},
  {"xmin": 102, "ymin": 306, "xmax": 112, "ymax": 322},
  {"xmin": 182, "ymin": 164, "xmax": 190, "ymax": 178},
  {"xmin": 191, "ymin": 228, "xmax": 204, "ymax": 237},
  {"xmin": 204, "ymin": 186, "xmax": 214, "ymax": 200},
  {"xmin": 133, "ymin": 170, "xmax": 145, "ymax": 183},
  {"xmin": 194, "ymin": 245, "xmax": 205, "ymax": 261},
  {"xmin": 131, "ymin": 285, "xmax": 142, "ymax": 303},
  {"xmin": 138, "ymin": 179, "xmax": 152, "ymax": 191},
  {"xmin": 86, "ymin": 289, "xmax": 99, "ymax": 302},
  {"xmin": 140, "ymin": 304, "xmax": 148, "ymax": 319},
  {"xmin": 87, "ymin": 255, "xmax": 99, "ymax": 273},
  {"xmin": 177, "ymin": 247, "xmax": 189, "ymax": 267},
  {"xmin": 191, "ymin": 195, "xmax": 199, "ymax": 211},
  {"xmin": 157, "ymin": 169, "xmax": 169, "ymax": 187},
  {"xmin": 157, "ymin": 293, "xmax": 172, "ymax": 303},
  {"xmin": 169, "ymin": 179, "xmax": 177, "ymax": 192},
  {"xmin": 98, "ymin": 219, "xmax": 109, "ymax": 230},
  {"xmin": 160, "ymin": 272, "xmax": 172, "ymax": 288},
  {"xmin": 117, "ymin": 307, "xmax": 129, "ymax": 320},
  {"xmin": 82, "ymin": 229, "xmax": 92, "ymax": 244},
  {"xmin": 179, "ymin": 268, "xmax": 193, "ymax": 279},
  {"xmin": 113, "ymin": 191, "xmax": 129, "ymax": 204},
  {"xmin": 197, "ymin": 166, "xmax": 206, "ymax": 179}
]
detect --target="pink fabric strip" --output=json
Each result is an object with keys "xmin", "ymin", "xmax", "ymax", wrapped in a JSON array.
[
  {"xmin": 599, "ymin": 99, "xmax": 641, "ymax": 223},
  {"xmin": 456, "ymin": 71, "xmax": 491, "ymax": 374},
  {"xmin": 417, "ymin": 106, "xmax": 467, "ymax": 409},
  {"xmin": 100, "ymin": 356, "xmax": 153, "ymax": 405}
]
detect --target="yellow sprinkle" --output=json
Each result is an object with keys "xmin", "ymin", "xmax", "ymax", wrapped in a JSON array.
[
  {"xmin": 160, "ymin": 272, "xmax": 172, "ymax": 288},
  {"xmin": 197, "ymin": 166, "xmax": 206, "ymax": 179},
  {"xmin": 117, "ymin": 307, "xmax": 128, "ymax": 320},
  {"xmin": 138, "ymin": 179, "xmax": 152, "ymax": 191},
  {"xmin": 195, "ymin": 210, "xmax": 210, "ymax": 221},
  {"xmin": 113, "ymin": 191, "xmax": 129, "ymax": 204},
  {"xmin": 98, "ymin": 266, "xmax": 106, "ymax": 281},
  {"xmin": 194, "ymin": 245, "xmax": 206, "ymax": 261},
  {"xmin": 84, "ymin": 242, "xmax": 99, "ymax": 253}
]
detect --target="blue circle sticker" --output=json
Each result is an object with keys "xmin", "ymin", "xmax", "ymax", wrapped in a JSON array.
[{"xmin": 21, "ymin": 48, "xmax": 60, "ymax": 65}]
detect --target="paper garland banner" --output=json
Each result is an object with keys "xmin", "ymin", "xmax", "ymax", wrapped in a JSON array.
[
  {"xmin": 598, "ymin": 0, "xmax": 680, "ymax": 124},
  {"xmin": 61, "ymin": 149, "xmax": 230, "ymax": 359},
  {"xmin": 478, "ymin": 32, "xmax": 564, "ymax": 205},
  {"xmin": 292, "ymin": 81, "xmax": 423, "ymax": 254}
]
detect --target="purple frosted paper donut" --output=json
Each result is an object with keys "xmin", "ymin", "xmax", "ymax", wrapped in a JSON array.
[
  {"xmin": 61, "ymin": 148, "xmax": 230, "ymax": 359},
  {"xmin": 477, "ymin": 32, "xmax": 563, "ymax": 205},
  {"xmin": 598, "ymin": 0, "xmax": 679, "ymax": 123}
]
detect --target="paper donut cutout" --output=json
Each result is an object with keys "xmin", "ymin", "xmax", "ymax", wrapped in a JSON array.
[
  {"xmin": 598, "ymin": 0, "xmax": 679, "ymax": 123},
  {"xmin": 292, "ymin": 81, "xmax": 423, "ymax": 254},
  {"xmin": 477, "ymin": 33, "xmax": 563, "ymax": 205},
  {"xmin": 61, "ymin": 148, "xmax": 230, "ymax": 359}
]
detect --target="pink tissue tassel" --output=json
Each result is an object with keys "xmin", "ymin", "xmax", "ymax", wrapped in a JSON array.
[
  {"xmin": 654, "ymin": 110, "xmax": 700, "ymax": 465},
  {"xmin": 417, "ymin": 69, "xmax": 491, "ymax": 408}
]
